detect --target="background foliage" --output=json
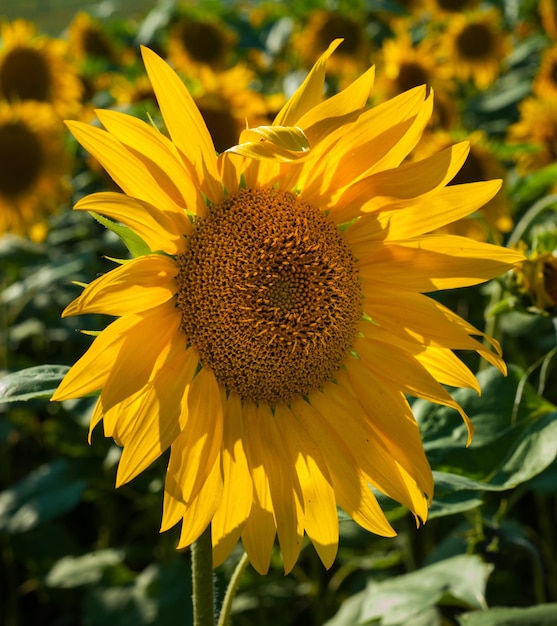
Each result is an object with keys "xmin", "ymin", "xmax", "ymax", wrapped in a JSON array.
[{"xmin": 1, "ymin": 0, "xmax": 557, "ymax": 624}]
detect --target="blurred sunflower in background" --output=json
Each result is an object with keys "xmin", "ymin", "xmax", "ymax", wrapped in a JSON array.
[
  {"xmin": 507, "ymin": 94, "xmax": 557, "ymax": 173},
  {"xmin": 0, "ymin": 100, "xmax": 71, "ymax": 242},
  {"xmin": 292, "ymin": 9, "xmax": 373, "ymax": 82},
  {"xmin": 0, "ymin": 19, "xmax": 82, "ymax": 118},
  {"xmin": 438, "ymin": 8, "xmax": 510, "ymax": 90},
  {"xmin": 166, "ymin": 13, "xmax": 237, "ymax": 73},
  {"xmin": 373, "ymin": 21, "xmax": 455, "ymax": 109},
  {"xmin": 532, "ymin": 44, "xmax": 557, "ymax": 98},
  {"xmin": 52, "ymin": 40, "xmax": 524, "ymax": 575}
]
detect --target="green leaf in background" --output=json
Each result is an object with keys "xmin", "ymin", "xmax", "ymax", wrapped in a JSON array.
[
  {"xmin": 0, "ymin": 365, "xmax": 70, "ymax": 402},
  {"xmin": 416, "ymin": 366, "xmax": 557, "ymax": 488},
  {"xmin": 458, "ymin": 604, "xmax": 557, "ymax": 625},
  {"xmin": 90, "ymin": 212, "xmax": 151, "ymax": 258},
  {"xmin": 0, "ymin": 459, "xmax": 86, "ymax": 533},
  {"xmin": 323, "ymin": 554, "xmax": 493, "ymax": 626},
  {"xmin": 45, "ymin": 549, "xmax": 127, "ymax": 588}
]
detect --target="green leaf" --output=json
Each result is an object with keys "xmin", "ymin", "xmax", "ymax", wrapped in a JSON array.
[
  {"xmin": 416, "ymin": 366, "xmax": 557, "ymax": 488},
  {"xmin": 90, "ymin": 211, "xmax": 151, "ymax": 258},
  {"xmin": 459, "ymin": 604, "xmax": 557, "ymax": 625},
  {"xmin": 45, "ymin": 549, "xmax": 126, "ymax": 588},
  {"xmin": 0, "ymin": 365, "xmax": 70, "ymax": 402},
  {"xmin": 0, "ymin": 460, "xmax": 86, "ymax": 533},
  {"xmin": 83, "ymin": 565, "xmax": 159, "ymax": 626},
  {"xmin": 324, "ymin": 555, "xmax": 493, "ymax": 626}
]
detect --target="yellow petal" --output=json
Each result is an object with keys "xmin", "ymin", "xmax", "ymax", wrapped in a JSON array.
[
  {"xmin": 363, "ymin": 288, "xmax": 506, "ymax": 372},
  {"xmin": 290, "ymin": 397, "xmax": 395, "ymax": 537},
  {"xmin": 95, "ymin": 108, "xmax": 204, "ymax": 213},
  {"xmin": 226, "ymin": 125, "xmax": 310, "ymax": 161},
  {"xmin": 275, "ymin": 404, "xmax": 339, "ymax": 569},
  {"xmin": 252, "ymin": 403, "xmax": 304, "ymax": 574},
  {"xmin": 357, "ymin": 235, "xmax": 525, "ymax": 291},
  {"xmin": 51, "ymin": 315, "xmax": 137, "ymax": 401},
  {"xmin": 330, "ymin": 142, "xmax": 470, "ymax": 222},
  {"xmin": 115, "ymin": 344, "xmax": 199, "ymax": 486},
  {"xmin": 273, "ymin": 39, "xmax": 343, "ymax": 128},
  {"xmin": 176, "ymin": 457, "xmax": 223, "ymax": 549},
  {"xmin": 310, "ymin": 383, "xmax": 430, "ymax": 514},
  {"xmin": 212, "ymin": 392, "xmax": 253, "ymax": 568},
  {"xmin": 66, "ymin": 121, "xmax": 188, "ymax": 217},
  {"xmin": 74, "ymin": 192, "xmax": 190, "ymax": 255},
  {"xmin": 241, "ymin": 400, "xmax": 277, "ymax": 575},
  {"xmin": 298, "ymin": 66, "xmax": 375, "ymax": 145},
  {"xmin": 140, "ymin": 46, "xmax": 222, "ymax": 204},
  {"xmin": 166, "ymin": 366, "xmax": 224, "ymax": 505},
  {"xmin": 100, "ymin": 301, "xmax": 181, "ymax": 412},
  {"xmin": 63, "ymin": 254, "xmax": 177, "ymax": 317}
]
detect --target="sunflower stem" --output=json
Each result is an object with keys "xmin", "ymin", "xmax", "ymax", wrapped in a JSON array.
[
  {"xmin": 192, "ymin": 527, "xmax": 215, "ymax": 626},
  {"xmin": 216, "ymin": 551, "xmax": 250, "ymax": 626}
]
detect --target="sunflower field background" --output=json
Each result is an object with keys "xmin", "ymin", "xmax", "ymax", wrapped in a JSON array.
[{"xmin": 1, "ymin": 0, "xmax": 557, "ymax": 624}]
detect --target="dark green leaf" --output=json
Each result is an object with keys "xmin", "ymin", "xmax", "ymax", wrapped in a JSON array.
[
  {"xmin": 45, "ymin": 549, "xmax": 126, "ymax": 588},
  {"xmin": 324, "ymin": 555, "xmax": 493, "ymax": 626},
  {"xmin": 417, "ymin": 366, "xmax": 557, "ymax": 488},
  {"xmin": 0, "ymin": 365, "xmax": 70, "ymax": 402},
  {"xmin": 459, "ymin": 604, "xmax": 557, "ymax": 625},
  {"xmin": 0, "ymin": 459, "xmax": 86, "ymax": 533}
]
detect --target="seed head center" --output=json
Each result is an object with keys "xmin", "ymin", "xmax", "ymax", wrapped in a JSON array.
[{"xmin": 176, "ymin": 188, "xmax": 362, "ymax": 404}]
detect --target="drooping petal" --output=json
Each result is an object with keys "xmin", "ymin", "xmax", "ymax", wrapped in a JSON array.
[
  {"xmin": 176, "ymin": 457, "xmax": 223, "ymax": 549},
  {"xmin": 165, "ymin": 366, "xmax": 224, "ymax": 506},
  {"xmin": 212, "ymin": 392, "xmax": 253, "ymax": 568},
  {"xmin": 290, "ymin": 397, "xmax": 396, "ymax": 537},
  {"xmin": 99, "ymin": 301, "xmax": 181, "ymax": 412},
  {"xmin": 241, "ymin": 403, "xmax": 276, "ymax": 575},
  {"xmin": 114, "ymin": 344, "xmax": 199, "ymax": 486},
  {"xmin": 252, "ymin": 403, "xmax": 305, "ymax": 574},
  {"xmin": 275, "ymin": 404, "xmax": 339, "ymax": 569},
  {"xmin": 51, "ymin": 315, "xmax": 138, "ymax": 401}
]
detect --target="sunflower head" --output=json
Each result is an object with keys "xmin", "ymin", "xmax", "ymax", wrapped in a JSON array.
[
  {"xmin": 0, "ymin": 19, "xmax": 83, "ymax": 117},
  {"xmin": 439, "ymin": 9, "xmax": 510, "ymax": 90},
  {"xmin": 507, "ymin": 95, "xmax": 557, "ymax": 173},
  {"xmin": 67, "ymin": 11, "xmax": 118, "ymax": 66},
  {"xmin": 293, "ymin": 10, "xmax": 372, "ymax": 81},
  {"xmin": 166, "ymin": 14, "xmax": 237, "ymax": 73},
  {"xmin": 53, "ymin": 41, "xmax": 525, "ymax": 574},
  {"xmin": 0, "ymin": 100, "xmax": 71, "ymax": 241},
  {"xmin": 509, "ymin": 230, "xmax": 557, "ymax": 315}
]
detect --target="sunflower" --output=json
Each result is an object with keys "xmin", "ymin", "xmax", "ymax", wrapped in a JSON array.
[
  {"xmin": 67, "ymin": 12, "xmax": 119, "ymax": 66},
  {"xmin": 0, "ymin": 19, "xmax": 82, "ymax": 118},
  {"xmin": 410, "ymin": 129, "xmax": 513, "ymax": 241},
  {"xmin": 373, "ymin": 22, "xmax": 455, "ymax": 106},
  {"xmin": 507, "ymin": 94, "xmax": 557, "ymax": 173},
  {"xmin": 438, "ymin": 9, "xmax": 510, "ymax": 90},
  {"xmin": 540, "ymin": 0, "xmax": 557, "ymax": 40},
  {"xmin": 52, "ymin": 42, "xmax": 524, "ymax": 575},
  {"xmin": 532, "ymin": 44, "xmax": 557, "ymax": 99},
  {"xmin": 292, "ymin": 10, "xmax": 372, "ymax": 81},
  {"xmin": 166, "ymin": 15, "xmax": 237, "ymax": 73},
  {"xmin": 0, "ymin": 100, "xmax": 71, "ymax": 241}
]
